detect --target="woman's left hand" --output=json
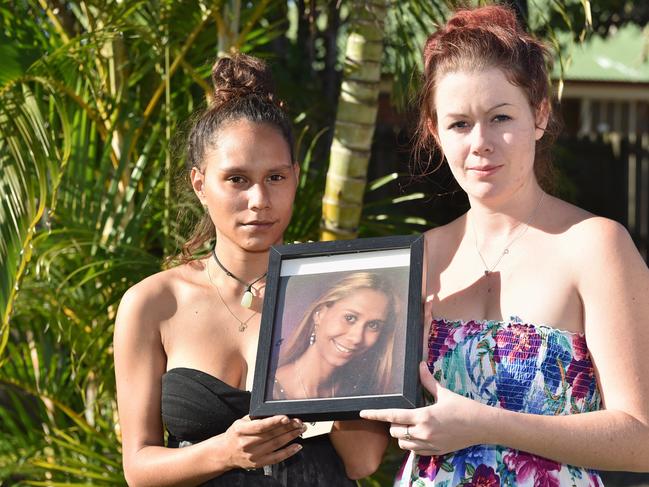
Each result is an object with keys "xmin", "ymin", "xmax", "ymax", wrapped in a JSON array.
[{"xmin": 360, "ymin": 362, "xmax": 489, "ymax": 456}]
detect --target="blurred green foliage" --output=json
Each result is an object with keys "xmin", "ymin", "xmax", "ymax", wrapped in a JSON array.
[{"xmin": 0, "ymin": 0, "xmax": 604, "ymax": 485}]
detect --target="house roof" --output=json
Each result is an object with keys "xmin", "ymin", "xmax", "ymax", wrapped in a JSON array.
[{"xmin": 558, "ymin": 24, "xmax": 649, "ymax": 83}]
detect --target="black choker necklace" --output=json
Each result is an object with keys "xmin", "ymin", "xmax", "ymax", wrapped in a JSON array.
[{"xmin": 212, "ymin": 249, "xmax": 267, "ymax": 308}]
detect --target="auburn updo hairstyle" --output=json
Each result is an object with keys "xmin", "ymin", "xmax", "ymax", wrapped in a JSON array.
[
  {"xmin": 177, "ymin": 54, "xmax": 294, "ymax": 263},
  {"xmin": 414, "ymin": 5, "xmax": 558, "ymax": 189}
]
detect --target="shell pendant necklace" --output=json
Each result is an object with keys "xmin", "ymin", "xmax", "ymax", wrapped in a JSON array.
[
  {"xmin": 212, "ymin": 248, "xmax": 266, "ymax": 308},
  {"xmin": 205, "ymin": 258, "xmax": 258, "ymax": 332},
  {"xmin": 471, "ymin": 192, "xmax": 545, "ymax": 291}
]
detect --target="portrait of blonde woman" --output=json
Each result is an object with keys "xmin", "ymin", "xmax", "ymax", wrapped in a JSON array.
[{"xmin": 270, "ymin": 270, "xmax": 406, "ymax": 400}]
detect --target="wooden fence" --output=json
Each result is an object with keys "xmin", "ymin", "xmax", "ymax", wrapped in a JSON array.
[
  {"xmin": 560, "ymin": 95, "xmax": 649, "ymax": 262},
  {"xmin": 621, "ymin": 134, "xmax": 649, "ymax": 261}
]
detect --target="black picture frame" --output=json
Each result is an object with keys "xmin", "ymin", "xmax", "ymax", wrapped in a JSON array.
[{"xmin": 249, "ymin": 235, "xmax": 423, "ymax": 422}]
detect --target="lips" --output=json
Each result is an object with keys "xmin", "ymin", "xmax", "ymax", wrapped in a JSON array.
[
  {"xmin": 240, "ymin": 220, "xmax": 276, "ymax": 228},
  {"xmin": 468, "ymin": 165, "xmax": 502, "ymax": 176},
  {"xmin": 332, "ymin": 338, "xmax": 359, "ymax": 355}
]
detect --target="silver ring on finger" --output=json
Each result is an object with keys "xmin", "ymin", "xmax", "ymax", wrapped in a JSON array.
[{"xmin": 404, "ymin": 425, "xmax": 411, "ymax": 441}]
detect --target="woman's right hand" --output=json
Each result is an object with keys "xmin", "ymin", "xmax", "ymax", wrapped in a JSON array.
[
  {"xmin": 360, "ymin": 362, "xmax": 487, "ymax": 456},
  {"xmin": 222, "ymin": 415, "xmax": 306, "ymax": 470}
]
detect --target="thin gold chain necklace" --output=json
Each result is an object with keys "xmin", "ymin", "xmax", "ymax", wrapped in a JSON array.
[
  {"xmin": 471, "ymin": 192, "xmax": 545, "ymax": 277},
  {"xmin": 205, "ymin": 260, "xmax": 258, "ymax": 332},
  {"xmin": 294, "ymin": 359, "xmax": 335, "ymax": 398}
]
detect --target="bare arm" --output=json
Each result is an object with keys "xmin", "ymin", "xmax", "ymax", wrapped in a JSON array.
[
  {"xmin": 480, "ymin": 218, "xmax": 649, "ymax": 470},
  {"xmin": 114, "ymin": 282, "xmax": 304, "ymax": 487},
  {"xmin": 362, "ymin": 219, "xmax": 649, "ymax": 471},
  {"xmin": 330, "ymin": 419, "xmax": 390, "ymax": 479}
]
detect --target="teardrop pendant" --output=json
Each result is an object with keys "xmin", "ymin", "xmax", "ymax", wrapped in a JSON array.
[
  {"xmin": 211, "ymin": 248, "xmax": 265, "ymax": 310},
  {"xmin": 241, "ymin": 290, "xmax": 253, "ymax": 308}
]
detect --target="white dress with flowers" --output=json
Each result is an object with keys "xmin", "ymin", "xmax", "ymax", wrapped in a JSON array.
[{"xmin": 396, "ymin": 317, "xmax": 604, "ymax": 487}]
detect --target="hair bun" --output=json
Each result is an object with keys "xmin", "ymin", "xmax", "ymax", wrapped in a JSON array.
[
  {"xmin": 211, "ymin": 53, "xmax": 276, "ymax": 107},
  {"xmin": 423, "ymin": 5, "xmax": 523, "ymax": 73},
  {"xmin": 447, "ymin": 5, "xmax": 520, "ymax": 32}
]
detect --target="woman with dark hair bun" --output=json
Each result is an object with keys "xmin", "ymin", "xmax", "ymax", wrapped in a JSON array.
[
  {"xmin": 113, "ymin": 53, "xmax": 387, "ymax": 486},
  {"xmin": 362, "ymin": 5, "xmax": 649, "ymax": 486}
]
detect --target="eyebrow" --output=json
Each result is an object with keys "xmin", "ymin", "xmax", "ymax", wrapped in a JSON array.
[
  {"xmin": 487, "ymin": 102, "xmax": 513, "ymax": 112},
  {"xmin": 219, "ymin": 163, "xmax": 293, "ymax": 173},
  {"xmin": 344, "ymin": 307, "xmax": 386, "ymax": 321},
  {"xmin": 442, "ymin": 102, "xmax": 514, "ymax": 119}
]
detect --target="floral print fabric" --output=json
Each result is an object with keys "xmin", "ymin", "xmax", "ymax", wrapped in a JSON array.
[{"xmin": 396, "ymin": 317, "xmax": 603, "ymax": 487}]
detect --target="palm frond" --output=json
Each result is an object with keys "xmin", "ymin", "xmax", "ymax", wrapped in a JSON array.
[{"xmin": 0, "ymin": 79, "xmax": 71, "ymax": 357}]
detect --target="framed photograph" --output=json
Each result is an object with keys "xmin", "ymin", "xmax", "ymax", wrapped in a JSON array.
[{"xmin": 250, "ymin": 235, "xmax": 423, "ymax": 422}]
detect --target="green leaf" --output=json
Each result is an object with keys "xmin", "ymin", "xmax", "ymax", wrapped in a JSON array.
[{"xmin": 440, "ymin": 460, "xmax": 455, "ymax": 472}]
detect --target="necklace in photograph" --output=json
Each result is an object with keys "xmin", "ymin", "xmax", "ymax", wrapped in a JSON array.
[
  {"xmin": 205, "ymin": 259, "xmax": 258, "ymax": 332},
  {"xmin": 471, "ymin": 192, "xmax": 545, "ymax": 290},
  {"xmin": 295, "ymin": 362, "xmax": 335, "ymax": 399},
  {"xmin": 212, "ymin": 248, "xmax": 266, "ymax": 308}
]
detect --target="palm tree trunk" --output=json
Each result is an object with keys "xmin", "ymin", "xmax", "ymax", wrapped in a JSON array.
[
  {"xmin": 320, "ymin": 0, "xmax": 388, "ymax": 240},
  {"xmin": 217, "ymin": 0, "xmax": 242, "ymax": 56}
]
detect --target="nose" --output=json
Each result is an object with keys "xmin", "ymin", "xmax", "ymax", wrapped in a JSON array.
[
  {"xmin": 247, "ymin": 183, "xmax": 271, "ymax": 211},
  {"xmin": 470, "ymin": 123, "xmax": 493, "ymax": 155},
  {"xmin": 345, "ymin": 323, "xmax": 367, "ymax": 348}
]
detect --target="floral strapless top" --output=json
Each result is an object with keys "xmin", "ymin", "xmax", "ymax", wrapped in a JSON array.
[{"xmin": 396, "ymin": 317, "xmax": 603, "ymax": 487}]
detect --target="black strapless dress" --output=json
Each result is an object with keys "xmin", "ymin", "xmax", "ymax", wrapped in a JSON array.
[{"xmin": 161, "ymin": 367, "xmax": 356, "ymax": 487}]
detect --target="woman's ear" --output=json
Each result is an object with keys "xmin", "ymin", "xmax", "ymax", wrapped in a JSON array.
[
  {"xmin": 292, "ymin": 161, "xmax": 300, "ymax": 182},
  {"xmin": 535, "ymin": 100, "xmax": 550, "ymax": 141},
  {"xmin": 426, "ymin": 118, "xmax": 440, "ymax": 146},
  {"xmin": 313, "ymin": 304, "xmax": 330, "ymax": 324},
  {"xmin": 313, "ymin": 306, "xmax": 322, "ymax": 325},
  {"xmin": 190, "ymin": 166, "xmax": 207, "ymax": 206}
]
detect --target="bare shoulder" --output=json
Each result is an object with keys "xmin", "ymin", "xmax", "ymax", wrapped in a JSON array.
[
  {"xmin": 553, "ymin": 205, "xmax": 649, "ymax": 423},
  {"xmin": 115, "ymin": 261, "xmax": 204, "ymax": 335},
  {"xmin": 424, "ymin": 216, "xmax": 464, "ymax": 241},
  {"xmin": 554, "ymin": 201, "xmax": 642, "ymax": 265},
  {"xmin": 423, "ymin": 216, "xmax": 465, "ymax": 260},
  {"xmin": 543, "ymin": 198, "xmax": 648, "ymax": 291}
]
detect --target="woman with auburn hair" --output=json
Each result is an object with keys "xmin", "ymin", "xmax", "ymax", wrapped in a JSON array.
[
  {"xmin": 272, "ymin": 271, "xmax": 399, "ymax": 400},
  {"xmin": 361, "ymin": 4, "xmax": 649, "ymax": 486},
  {"xmin": 113, "ymin": 53, "xmax": 388, "ymax": 487}
]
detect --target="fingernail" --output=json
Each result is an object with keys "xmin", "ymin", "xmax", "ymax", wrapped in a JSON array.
[
  {"xmin": 281, "ymin": 417, "xmax": 290, "ymax": 424},
  {"xmin": 294, "ymin": 444, "xmax": 302, "ymax": 451}
]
